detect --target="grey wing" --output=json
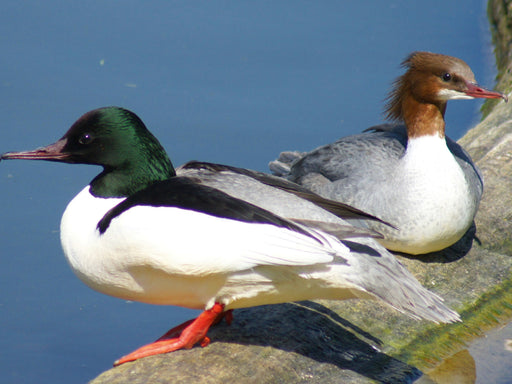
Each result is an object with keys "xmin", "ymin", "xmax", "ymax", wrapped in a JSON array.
[
  {"xmin": 178, "ymin": 161, "xmax": 389, "ymax": 225},
  {"xmin": 177, "ymin": 162, "xmax": 386, "ymax": 240},
  {"xmin": 285, "ymin": 128, "xmax": 406, "ymax": 199}
]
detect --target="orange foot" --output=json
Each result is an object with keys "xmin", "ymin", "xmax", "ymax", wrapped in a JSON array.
[{"xmin": 114, "ymin": 303, "xmax": 232, "ymax": 366}]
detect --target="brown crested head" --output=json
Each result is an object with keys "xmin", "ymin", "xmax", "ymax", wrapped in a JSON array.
[{"xmin": 384, "ymin": 51, "xmax": 506, "ymax": 123}]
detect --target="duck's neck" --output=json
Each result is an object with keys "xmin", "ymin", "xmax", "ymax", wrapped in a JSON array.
[
  {"xmin": 403, "ymin": 96, "xmax": 447, "ymax": 139},
  {"xmin": 90, "ymin": 156, "xmax": 176, "ymax": 198}
]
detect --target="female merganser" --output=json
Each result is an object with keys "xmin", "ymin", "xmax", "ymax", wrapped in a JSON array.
[
  {"xmin": 2, "ymin": 107, "xmax": 459, "ymax": 366},
  {"xmin": 270, "ymin": 52, "xmax": 507, "ymax": 255}
]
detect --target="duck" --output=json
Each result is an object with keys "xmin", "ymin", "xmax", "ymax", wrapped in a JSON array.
[
  {"xmin": 1, "ymin": 106, "xmax": 460, "ymax": 366},
  {"xmin": 269, "ymin": 51, "xmax": 508, "ymax": 255}
]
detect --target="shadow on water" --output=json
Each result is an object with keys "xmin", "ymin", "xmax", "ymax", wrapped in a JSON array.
[{"xmin": 208, "ymin": 301, "xmax": 423, "ymax": 384}]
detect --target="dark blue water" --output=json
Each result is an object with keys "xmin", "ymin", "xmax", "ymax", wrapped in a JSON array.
[{"xmin": 0, "ymin": 1, "xmax": 502, "ymax": 383}]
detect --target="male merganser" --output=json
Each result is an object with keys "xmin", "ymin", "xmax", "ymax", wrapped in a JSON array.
[
  {"xmin": 2, "ymin": 107, "xmax": 459, "ymax": 366},
  {"xmin": 270, "ymin": 52, "xmax": 507, "ymax": 255}
]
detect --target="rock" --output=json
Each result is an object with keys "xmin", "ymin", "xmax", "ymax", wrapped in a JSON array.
[{"xmin": 91, "ymin": 2, "xmax": 512, "ymax": 382}]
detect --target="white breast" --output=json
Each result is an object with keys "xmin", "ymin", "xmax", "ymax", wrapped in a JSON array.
[
  {"xmin": 379, "ymin": 135, "xmax": 476, "ymax": 253},
  {"xmin": 60, "ymin": 186, "xmax": 125, "ymax": 295}
]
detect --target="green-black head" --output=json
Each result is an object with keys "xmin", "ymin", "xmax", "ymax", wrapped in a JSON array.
[{"xmin": 1, "ymin": 107, "xmax": 176, "ymax": 197}]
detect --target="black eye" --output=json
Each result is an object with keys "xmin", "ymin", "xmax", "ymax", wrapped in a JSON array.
[
  {"xmin": 78, "ymin": 133, "xmax": 94, "ymax": 145},
  {"xmin": 442, "ymin": 73, "xmax": 451, "ymax": 82}
]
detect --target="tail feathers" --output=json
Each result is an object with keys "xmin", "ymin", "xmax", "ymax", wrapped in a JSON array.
[
  {"xmin": 369, "ymin": 276, "xmax": 460, "ymax": 324},
  {"xmin": 342, "ymin": 240, "xmax": 460, "ymax": 324},
  {"xmin": 268, "ymin": 151, "xmax": 304, "ymax": 176}
]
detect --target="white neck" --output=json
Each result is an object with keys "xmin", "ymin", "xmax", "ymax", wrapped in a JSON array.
[{"xmin": 404, "ymin": 134, "xmax": 449, "ymax": 158}]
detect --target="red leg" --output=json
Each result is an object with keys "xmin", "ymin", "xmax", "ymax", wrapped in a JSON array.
[
  {"xmin": 223, "ymin": 309, "xmax": 234, "ymax": 325},
  {"xmin": 114, "ymin": 303, "xmax": 229, "ymax": 366},
  {"xmin": 154, "ymin": 319, "xmax": 195, "ymax": 341}
]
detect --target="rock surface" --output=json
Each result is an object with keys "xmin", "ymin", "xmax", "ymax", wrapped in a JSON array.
[{"xmin": 91, "ymin": 2, "xmax": 512, "ymax": 383}]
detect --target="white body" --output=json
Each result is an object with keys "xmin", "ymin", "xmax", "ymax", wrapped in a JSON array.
[
  {"xmin": 61, "ymin": 187, "xmax": 359, "ymax": 310},
  {"xmin": 60, "ymin": 185, "xmax": 459, "ymax": 322},
  {"xmin": 376, "ymin": 135, "xmax": 477, "ymax": 253}
]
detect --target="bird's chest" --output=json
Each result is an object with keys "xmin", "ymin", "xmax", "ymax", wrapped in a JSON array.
[
  {"xmin": 396, "ymin": 137, "xmax": 474, "ymax": 226},
  {"xmin": 60, "ymin": 187, "xmax": 127, "ymax": 292}
]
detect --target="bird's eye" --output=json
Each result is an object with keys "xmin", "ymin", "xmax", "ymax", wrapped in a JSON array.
[
  {"xmin": 442, "ymin": 73, "xmax": 452, "ymax": 82},
  {"xmin": 78, "ymin": 133, "xmax": 94, "ymax": 145}
]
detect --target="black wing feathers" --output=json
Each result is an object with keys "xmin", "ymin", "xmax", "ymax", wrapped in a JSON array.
[{"xmin": 97, "ymin": 177, "xmax": 315, "ymax": 239}]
